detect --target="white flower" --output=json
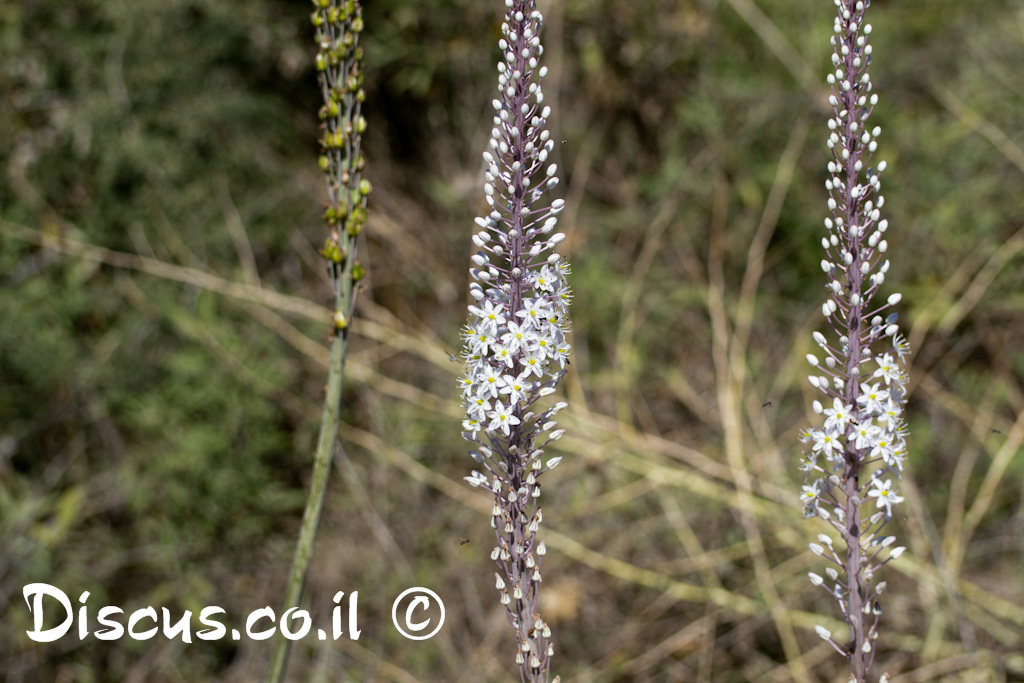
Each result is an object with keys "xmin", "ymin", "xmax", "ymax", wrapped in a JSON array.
[
  {"xmin": 872, "ymin": 352, "xmax": 900, "ymax": 385},
  {"xmin": 798, "ymin": 452, "xmax": 819, "ymax": 472},
  {"xmin": 515, "ymin": 298, "xmax": 553, "ymax": 329},
  {"xmin": 552, "ymin": 344, "xmax": 571, "ymax": 368},
  {"xmin": 520, "ymin": 349, "xmax": 545, "ymax": 378},
  {"xmin": 893, "ymin": 333, "xmax": 911, "ymax": 361},
  {"xmin": 870, "ymin": 435, "xmax": 896, "ymax": 465},
  {"xmin": 500, "ymin": 321, "xmax": 531, "ymax": 354},
  {"xmin": 499, "ymin": 373, "xmax": 532, "ymax": 405},
  {"xmin": 533, "ymin": 331, "xmax": 555, "ymax": 359},
  {"xmin": 888, "ymin": 443, "xmax": 907, "ymax": 471},
  {"xmin": 823, "ymin": 398, "xmax": 854, "ymax": 433},
  {"xmin": 811, "ymin": 428, "xmax": 841, "ymax": 459},
  {"xmin": 857, "ymin": 381, "xmax": 889, "ymax": 416},
  {"xmin": 458, "ymin": 374, "xmax": 475, "ymax": 398},
  {"xmin": 476, "ymin": 301, "xmax": 508, "ymax": 331},
  {"xmin": 492, "ymin": 344, "xmax": 514, "ymax": 368},
  {"xmin": 488, "ymin": 401, "xmax": 521, "ymax": 436},
  {"xmin": 533, "ymin": 266, "xmax": 558, "ymax": 293},
  {"xmin": 467, "ymin": 395, "xmax": 492, "ymax": 420},
  {"xmin": 867, "ymin": 478, "xmax": 904, "ymax": 516},
  {"xmin": 477, "ymin": 366, "xmax": 507, "ymax": 399},
  {"xmin": 801, "ymin": 481, "xmax": 820, "ymax": 504},
  {"xmin": 852, "ymin": 419, "xmax": 880, "ymax": 450},
  {"xmin": 470, "ymin": 326, "xmax": 497, "ymax": 356},
  {"xmin": 876, "ymin": 398, "xmax": 902, "ymax": 427}
]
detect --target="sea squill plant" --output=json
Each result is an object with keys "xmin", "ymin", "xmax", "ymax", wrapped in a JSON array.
[
  {"xmin": 799, "ymin": 1, "xmax": 910, "ymax": 680},
  {"xmin": 458, "ymin": 1, "xmax": 571, "ymax": 680},
  {"xmin": 267, "ymin": 1, "xmax": 369, "ymax": 681}
]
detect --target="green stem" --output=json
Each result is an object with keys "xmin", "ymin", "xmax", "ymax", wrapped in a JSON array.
[
  {"xmin": 267, "ymin": 327, "xmax": 349, "ymax": 682},
  {"xmin": 267, "ymin": 5, "xmax": 365, "ymax": 678}
]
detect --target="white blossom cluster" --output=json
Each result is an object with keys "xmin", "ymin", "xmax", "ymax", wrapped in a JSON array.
[
  {"xmin": 801, "ymin": 0, "xmax": 911, "ymax": 673},
  {"xmin": 799, "ymin": 348, "xmax": 910, "ymax": 520},
  {"xmin": 458, "ymin": 2, "xmax": 569, "ymax": 680}
]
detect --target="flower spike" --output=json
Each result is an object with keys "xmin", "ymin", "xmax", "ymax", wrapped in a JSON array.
[
  {"xmin": 800, "ymin": 1, "xmax": 910, "ymax": 680},
  {"xmin": 458, "ymin": 2, "xmax": 570, "ymax": 681}
]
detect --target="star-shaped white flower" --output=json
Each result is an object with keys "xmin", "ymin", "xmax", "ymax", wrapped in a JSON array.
[
  {"xmin": 857, "ymin": 382, "xmax": 889, "ymax": 416},
  {"xmin": 811, "ymin": 428, "xmax": 841, "ymax": 459},
  {"xmin": 872, "ymin": 352, "xmax": 901, "ymax": 385},
  {"xmin": 474, "ymin": 301, "xmax": 507, "ymax": 332},
  {"xmin": 488, "ymin": 401, "xmax": 521, "ymax": 436},
  {"xmin": 503, "ymin": 371, "xmax": 533, "ymax": 403},
  {"xmin": 500, "ymin": 321, "xmax": 530, "ymax": 354},
  {"xmin": 515, "ymin": 298, "xmax": 553, "ymax": 330},
  {"xmin": 867, "ymin": 477, "xmax": 904, "ymax": 516},
  {"xmin": 823, "ymin": 398, "xmax": 854, "ymax": 434},
  {"xmin": 477, "ymin": 366, "xmax": 506, "ymax": 399}
]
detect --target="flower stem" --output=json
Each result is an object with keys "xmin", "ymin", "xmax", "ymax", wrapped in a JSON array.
[
  {"xmin": 267, "ymin": 2, "xmax": 368, "ymax": 680},
  {"xmin": 267, "ymin": 332, "xmax": 349, "ymax": 682}
]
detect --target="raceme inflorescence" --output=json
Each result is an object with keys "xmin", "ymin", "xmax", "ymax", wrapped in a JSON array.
[
  {"xmin": 459, "ymin": 1, "xmax": 571, "ymax": 680},
  {"xmin": 799, "ymin": 1, "xmax": 910, "ymax": 680}
]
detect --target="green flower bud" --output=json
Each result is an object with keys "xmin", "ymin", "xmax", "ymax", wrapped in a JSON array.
[
  {"xmin": 356, "ymin": 115, "xmax": 367, "ymax": 134},
  {"xmin": 358, "ymin": 179, "xmax": 372, "ymax": 196},
  {"xmin": 318, "ymin": 155, "xmax": 330, "ymax": 171},
  {"xmin": 333, "ymin": 311, "xmax": 348, "ymax": 330},
  {"xmin": 315, "ymin": 53, "xmax": 326, "ymax": 71},
  {"xmin": 352, "ymin": 16, "xmax": 364, "ymax": 33},
  {"xmin": 352, "ymin": 262, "xmax": 366, "ymax": 282},
  {"xmin": 346, "ymin": 210, "xmax": 365, "ymax": 237}
]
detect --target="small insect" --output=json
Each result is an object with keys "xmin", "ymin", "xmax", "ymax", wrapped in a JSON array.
[
  {"xmin": 992, "ymin": 429, "xmax": 1002, "ymax": 434},
  {"xmin": 762, "ymin": 400, "xmax": 773, "ymax": 408},
  {"xmin": 459, "ymin": 538, "xmax": 471, "ymax": 546},
  {"xmin": 561, "ymin": 139, "xmax": 567, "ymax": 144},
  {"xmin": 448, "ymin": 354, "xmax": 458, "ymax": 362}
]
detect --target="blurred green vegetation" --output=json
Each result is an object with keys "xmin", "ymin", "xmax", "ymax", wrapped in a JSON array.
[{"xmin": 2, "ymin": 0, "xmax": 1023, "ymax": 681}]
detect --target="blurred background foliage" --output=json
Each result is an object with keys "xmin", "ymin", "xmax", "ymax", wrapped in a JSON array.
[{"xmin": 2, "ymin": 0, "xmax": 1023, "ymax": 681}]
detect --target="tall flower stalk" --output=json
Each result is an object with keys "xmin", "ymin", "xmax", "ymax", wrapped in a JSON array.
[
  {"xmin": 267, "ymin": 2, "xmax": 369, "ymax": 681},
  {"xmin": 459, "ymin": 1, "xmax": 570, "ymax": 680},
  {"xmin": 799, "ymin": 1, "xmax": 910, "ymax": 680}
]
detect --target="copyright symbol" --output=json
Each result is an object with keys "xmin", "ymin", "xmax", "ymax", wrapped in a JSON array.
[{"xmin": 391, "ymin": 587, "xmax": 445, "ymax": 641}]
